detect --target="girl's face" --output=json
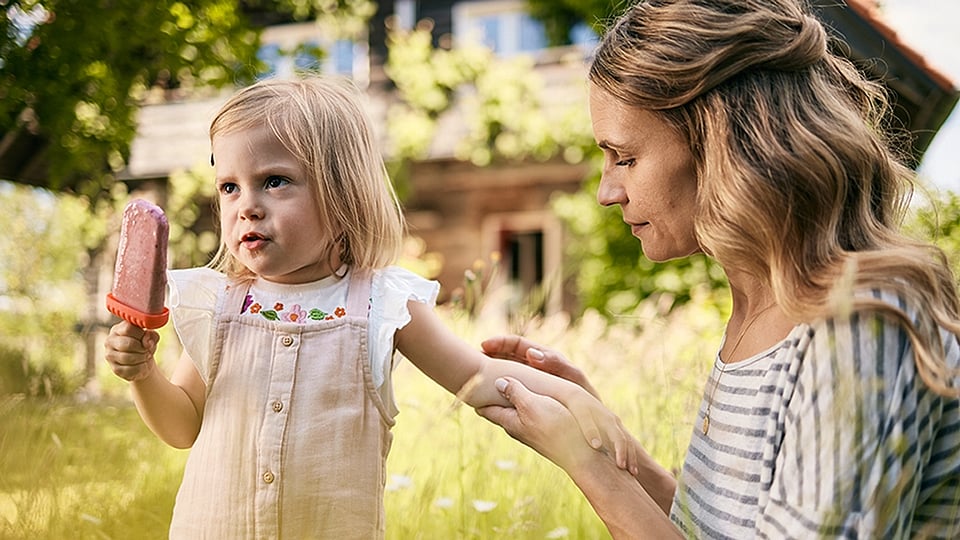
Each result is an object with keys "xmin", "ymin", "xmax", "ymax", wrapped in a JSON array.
[
  {"xmin": 213, "ymin": 124, "xmax": 336, "ymax": 284},
  {"xmin": 589, "ymin": 83, "xmax": 702, "ymax": 262}
]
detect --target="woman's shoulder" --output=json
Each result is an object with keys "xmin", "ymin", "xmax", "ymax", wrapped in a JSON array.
[{"xmin": 795, "ymin": 286, "xmax": 960, "ymax": 384}]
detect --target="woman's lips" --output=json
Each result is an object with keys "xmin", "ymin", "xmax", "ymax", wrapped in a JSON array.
[{"xmin": 629, "ymin": 222, "xmax": 649, "ymax": 236}]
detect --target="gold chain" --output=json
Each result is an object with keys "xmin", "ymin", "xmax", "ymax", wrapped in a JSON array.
[{"xmin": 702, "ymin": 302, "xmax": 777, "ymax": 435}]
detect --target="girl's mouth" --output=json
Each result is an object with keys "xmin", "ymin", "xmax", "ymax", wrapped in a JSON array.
[{"xmin": 241, "ymin": 232, "xmax": 268, "ymax": 250}]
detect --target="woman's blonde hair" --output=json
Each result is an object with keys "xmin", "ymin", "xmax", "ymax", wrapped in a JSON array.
[
  {"xmin": 590, "ymin": 0, "xmax": 960, "ymax": 394},
  {"xmin": 207, "ymin": 76, "xmax": 404, "ymax": 280}
]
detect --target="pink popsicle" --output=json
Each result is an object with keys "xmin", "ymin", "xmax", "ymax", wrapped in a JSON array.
[{"xmin": 105, "ymin": 199, "xmax": 170, "ymax": 329}]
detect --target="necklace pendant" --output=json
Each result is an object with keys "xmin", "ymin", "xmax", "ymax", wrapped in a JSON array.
[{"xmin": 702, "ymin": 416, "xmax": 709, "ymax": 435}]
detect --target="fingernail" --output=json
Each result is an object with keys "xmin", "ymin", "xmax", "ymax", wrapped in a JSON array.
[
  {"xmin": 495, "ymin": 378, "xmax": 508, "ymax": 393},
  {"xmin": 529, "ymin": 348, "xmax": 544, "ymax": 360},
  {"xmin": 591, "ymin": 438, "xmax": 602, "ymax": 449}
]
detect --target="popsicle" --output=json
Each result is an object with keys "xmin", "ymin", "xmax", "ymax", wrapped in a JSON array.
[{"xmin": 105, "ymin": 199, "xmax": 170, "ymax": 329}]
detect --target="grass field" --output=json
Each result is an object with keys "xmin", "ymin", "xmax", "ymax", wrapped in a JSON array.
[{"xmin": 0, "ymin": 293, "xmax": 725, "ymax": 539}]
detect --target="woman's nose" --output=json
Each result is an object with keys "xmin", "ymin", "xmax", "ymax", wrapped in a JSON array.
[{"xmin": 596, "ymin": 173, "xmax": 627, "ymax": 207}]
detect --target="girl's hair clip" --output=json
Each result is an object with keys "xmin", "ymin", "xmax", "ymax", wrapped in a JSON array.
[{"xmin": 210, "ymin": 154, "xmax": 215, "ymax": 166}]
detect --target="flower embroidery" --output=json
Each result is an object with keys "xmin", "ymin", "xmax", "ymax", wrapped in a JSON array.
[
  {"xmin": 283, "ymin": 304, "xmax": 308, "ymax": 324},
  {"xmin": 240, "ymin": 293, "xmax": 346, "ymax": 324}
]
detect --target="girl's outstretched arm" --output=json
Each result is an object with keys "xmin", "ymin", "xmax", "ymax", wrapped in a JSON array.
[
  {"xmin": 396, "ymin": 301, "xmax": 634, "ymax": 469},
  {"xmin": 104, "ymin": 321, "xmax": 206, "ymax": 449}
]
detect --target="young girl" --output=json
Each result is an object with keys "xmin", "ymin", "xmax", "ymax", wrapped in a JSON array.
[{"xmin": 104, "ymin": 76, "xmax": 626, "ymax": 539}]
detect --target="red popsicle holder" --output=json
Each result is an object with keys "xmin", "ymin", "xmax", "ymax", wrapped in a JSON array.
[{"xmin": 106, "ymin": 293, "xmax": 169, "ymax": 329}]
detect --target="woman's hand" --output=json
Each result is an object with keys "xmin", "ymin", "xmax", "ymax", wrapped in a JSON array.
[
  {"xmin": 478, "ymin": 376, "xmax": 641, "ymax": 477},
  {"xmin": 104, "ymin": 321, "xmax": 159, "ymax": 382},
  {"xmin": 481, "ymin": 335, "xmax": 600, "ymax": 399},
  {"xmin": 480, "ymin": 378, "xmax": 679, "ymax": 536},
  {"xmin": 477, "ymin": 377, "xmax": 600, "ymax": 472}
]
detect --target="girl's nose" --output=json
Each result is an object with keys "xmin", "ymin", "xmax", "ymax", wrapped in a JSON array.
[
  {"xmin": 238, "ymin": 192, "xmax": 264, "ymax": 221},
  {"xmin": 596, "ymin": 173, "xmax": 627, "ymax": 207}
]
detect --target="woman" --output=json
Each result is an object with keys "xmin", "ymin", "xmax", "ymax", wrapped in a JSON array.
[{"xmin": 478, "ymin": 0, "xmax": 960, "ymax": 537}]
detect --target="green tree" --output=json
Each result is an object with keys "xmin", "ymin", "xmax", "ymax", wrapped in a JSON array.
[
  {"xmin": 906, "ymin": 188, "xmax": 960, "ymax": 279},
  {"xmin": 0, "ymin": 0, "xmax": 265, "ymax": 197},
  {"xmin": 525, "ymin": 0, "xmax": 625, "ymax": 45},
  {"xmin": 0, "ymin": 0, "xmax": 378, "ymax": 198},
  {"xmin": 383, "ymin": 21, "xmax": 594, "ymax": 169},
  {"xmin": 0, "ymin": 181, "xmax": 96, "ymax": 395}
]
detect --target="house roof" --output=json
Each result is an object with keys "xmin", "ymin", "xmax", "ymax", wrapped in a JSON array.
[
  {"xmin": 815, "ymin": 0, "xmax": 958, "ymax": 164},
  {"xmin": 845, "ymin": 0, "xmax": 955, "ymax": 91}
]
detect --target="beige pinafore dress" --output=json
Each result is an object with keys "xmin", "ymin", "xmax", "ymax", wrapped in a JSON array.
[{"xmin": 169, "ymin": 270, "xmax": 394, "ymax": 539}]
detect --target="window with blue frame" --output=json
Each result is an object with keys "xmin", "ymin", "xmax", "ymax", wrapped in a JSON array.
[
  {"xmin": 518, "ymin": 13, "xmax": 547, "ymax": 52},
  {"xmin": 463, "ymin": 11, "xmax": 546, "ymax": 55},
  {"xmin": 257, "ymin": 43, "xmax": 283, "ymax": 79},
  {"xmin": 255, "ymin": 23, "xmax": 361, "ymax": 80},
  {"xmin": 329, "ymin": 40, "xmax": 355, "ymax": 75},
  {"xmin": 570, "ymin": 21, "xmax": 598, "ymax": 49},
  {"xmin": 454, "ymin": 2, "xmax": 596, "ymax": 56}
]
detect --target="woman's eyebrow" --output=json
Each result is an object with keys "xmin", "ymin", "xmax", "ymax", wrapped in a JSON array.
[{"xmin": 597, "ymin": 140, "xmax": 617, "ymax": 150}]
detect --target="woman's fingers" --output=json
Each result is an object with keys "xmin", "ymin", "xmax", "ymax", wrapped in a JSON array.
[
  {"xmin": 481, "ymin": 335, "xmax": 538, "ymax": 362},
  {"xmin": 479, "ymin": 377, "xmax": 600, "ymax": 470},
  {"xmin": 481, "ymin": 335, "xmax": 601, "ymax": 398}
]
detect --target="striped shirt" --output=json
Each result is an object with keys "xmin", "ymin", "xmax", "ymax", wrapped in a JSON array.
[{"xmin": 670, "ymin": 290, "xmax": 960, "ymax": 538}]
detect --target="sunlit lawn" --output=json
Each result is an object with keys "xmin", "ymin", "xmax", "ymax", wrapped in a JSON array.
[{"xmin": 0, "ymin": 292, "xmax": 724, "ymax": 539}]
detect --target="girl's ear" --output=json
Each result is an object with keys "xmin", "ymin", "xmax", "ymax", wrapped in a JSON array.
[{"xmin": 338, "ymin": 232, "xmax": 351, "ymax": 263}]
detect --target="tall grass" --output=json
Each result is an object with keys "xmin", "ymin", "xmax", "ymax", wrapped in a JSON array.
[{"xmin": 0, "ymin": 290, "xmax": 726, "ymax": 539}]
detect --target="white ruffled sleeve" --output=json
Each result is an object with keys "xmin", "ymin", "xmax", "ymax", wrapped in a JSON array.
[
  {"xmin": 167, "ymin": 267, "xmax": 226, "ymax": 384},
  {"xmin": 369, "ymin": 266, "xmax": 440, "ymax": 391}
]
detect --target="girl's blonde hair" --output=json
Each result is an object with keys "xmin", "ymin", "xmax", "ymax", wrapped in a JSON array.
[
  {"xmin": 207, "ymin": 76, "xmax": 404, "ymax": 280},
  {"xmin": 590, "ymin": 0, "xmax": 960, "ymax": 394}
]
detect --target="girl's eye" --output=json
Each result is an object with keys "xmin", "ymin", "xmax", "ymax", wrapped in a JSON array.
[
  {"xmin": 218, "ymin": 182, "xmax": 238, "ymax": 195},
  {"xmin": 265, "ymin": 176, "xmax": 289, "ymax": 189}
]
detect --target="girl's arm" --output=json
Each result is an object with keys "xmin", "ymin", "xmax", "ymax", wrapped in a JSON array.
[
  {"xmin": 477, "ymin": 377, "xmax": 681, "ymax": 539},
  {"xmin": 104, "ymin": 321, "xmax": 206, "ymax": 449},
  {"xmin": 396, "ymin": 301, "xmax": 633, "ymax": 466}
]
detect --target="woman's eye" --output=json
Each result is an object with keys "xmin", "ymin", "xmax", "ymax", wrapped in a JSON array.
[
  {"xmin": 265, "ymin": 176, "xmax": 289, "ymax": 189},
  {"xmin": 615, "ymin": 158, "xmax": 636, "ymax": 167}
]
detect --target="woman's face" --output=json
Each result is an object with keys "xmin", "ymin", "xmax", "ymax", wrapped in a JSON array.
[{"xmin": 589, "ymin": 83, "xmax": 702, "ymax": 262}]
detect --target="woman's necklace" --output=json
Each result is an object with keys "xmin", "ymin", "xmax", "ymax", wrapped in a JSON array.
[{"xmin": 702, "ymin": 302, "xmax": 777, "ymax": 435}]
